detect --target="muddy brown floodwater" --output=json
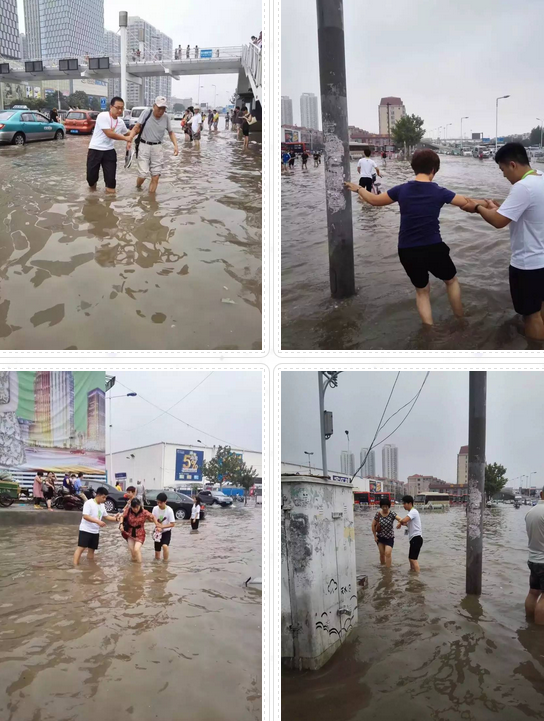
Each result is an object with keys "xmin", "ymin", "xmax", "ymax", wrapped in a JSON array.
[
  {"xmin": 0, "ymin": 505, "xmax": 262, "ymax": 721},
  {"xmin": 283, "ymin": 505, "xmax": 544, "ymax": 721},
  {"xmin": 0, "ymin": 121, "xmax": 261, "ymax": 350},
  {"xmin": 282, "ymin": 156, "xmax": 544, "ymax": 350}
]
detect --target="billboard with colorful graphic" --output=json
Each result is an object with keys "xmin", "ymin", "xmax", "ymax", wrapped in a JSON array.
[
  {"xmin": 175, "ymin": 448, "xmax": 204, "ymax": 481},
  {"xmin": 0, "ymin": 371, "xmax": 106, "ymax": 472},
  {"xmin": 369, "ymin": 480, "xmax": 382, "ymax": 492}
]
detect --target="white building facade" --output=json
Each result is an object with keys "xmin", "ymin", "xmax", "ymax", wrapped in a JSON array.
[
  {"xmin": 359, "ymin": 448, "xmax": 376, "ymax": 477},
  {"xmin": 340, "ymin": 451, "xmax": 355, "ymax": 476},
  {"xmin": 300, "ymin": 92, "xmax": 318, "ymax": 130},
  {"xmin": 281, "ymin": 95, "xmax": 293, "ymax": 125},
  {"xmin": 382, "ymin": 444, "xmax": 398, "ymax": 480}
]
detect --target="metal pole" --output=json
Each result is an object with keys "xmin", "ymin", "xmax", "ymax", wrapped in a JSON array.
[
  {"xmin": 316, "ymin": 0, "xmax": 355, "ymax": 298},
  {"xmin": 318, "ymin": 372, "xmax": 328, "ymax": 478},
  {"xmin": 495, "ymin": 98, "xmax": 498, "ymax": 155},
  {"xmin": 466, "ymin": 371, "xmax": 487, "ymax": 596},
  {"xmin": 119, "ymin": 12, "xmax": 128, "ymax": 105},
  {"xmin": 108, "ymin": 395, "xmax": 113, "ymax": 486},
  {"xmin": 0, "ymin": 82, "xmax": 4, "ymax": 111}
]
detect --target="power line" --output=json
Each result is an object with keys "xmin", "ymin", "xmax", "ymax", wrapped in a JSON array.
[{"xmin": 373, "ymin": 372, "xmax": 430, "ymax": 449}]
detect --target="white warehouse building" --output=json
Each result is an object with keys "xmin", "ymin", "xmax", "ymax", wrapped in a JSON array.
[{"xmin": 110, "ymin": 442, "xmax": 262, "ymax": 489}]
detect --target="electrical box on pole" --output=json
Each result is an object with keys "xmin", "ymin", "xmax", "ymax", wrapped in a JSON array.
[{"xmin": 323, "ymin": 411, "xmax": 333, "ymax": 439}]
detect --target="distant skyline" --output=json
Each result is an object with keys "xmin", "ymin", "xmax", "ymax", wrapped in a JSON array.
[
  {"xmin": 282, "ymin": 371, "xmax": 544, "ymax": 487},
  {"xmin": 282, "ymin": 0, "xmax": 543, "ymax": 137}
]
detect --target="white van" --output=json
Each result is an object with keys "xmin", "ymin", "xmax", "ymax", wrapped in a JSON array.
[{"xmin": 128, "ymin": 106, "xmax": 151, "ymax": 130}]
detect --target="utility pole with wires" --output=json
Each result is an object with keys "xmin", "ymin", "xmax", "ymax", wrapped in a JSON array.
[
  {"xmin": 466, "ymin": 371, "xmax": 487, "ymax": 596},
  {"xmin": 317, "ymin": 371, "xmax": 342, "ymax": 479}
]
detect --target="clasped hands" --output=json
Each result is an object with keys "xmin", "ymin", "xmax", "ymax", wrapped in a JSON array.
[{"xmin": 461, "ymin": 198, "xmax": 499, "ymax": 214}]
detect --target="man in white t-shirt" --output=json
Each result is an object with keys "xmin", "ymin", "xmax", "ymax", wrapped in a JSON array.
[
  {"xmin": 396, "ymin": 495, "xmax": 423, "ymax": 572},
  {"xmin": 87, "ymin": 96, "xmax": 132, "ymax": 194},
  {"xmin": 461, "ymin": 143, "xmax": 544, "ymax": 340},
  {"xmin": 152, "ymin": 492, "xmax": 176, "ymax": 560},
  {"xmin": 356, "ymin": 147, "xmax": 381, "ymax": 193},
  {"xmin": 73, "ymin": 486, "xmax": 120, "ymax": 566},
  {"xmin": 191, "ymin": 107, "xmax": 203, "ymax": 150}
]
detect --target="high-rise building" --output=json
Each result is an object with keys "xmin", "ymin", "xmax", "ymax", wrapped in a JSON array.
[
  {"xmin": 0, "ymin": 0, "xmax": 21, "ymax": 59},
  {"xmin": 457, "ymin": 445, "xmax": 468, "ymax": 485},
  {"xmin": 360, "ymin": 448, "xmax": 376, "ymax": 477},
  {"xmin": 33, "ymin": 371, "xmax": 52, "ymax": 446},
  {"xmin": 382, "ymin": 444, "xmax": 398, "ymax": 480},
  {"xmin": 281, "ymin": 96, "xmax": 293, "ymax": 126},
  {"xmin": 300, "ymin": 92, "xmax": 318, "ymax": 130},
  {"xmin": 104, "ymin": 30, "xmax": 121, "ymax": 101},
  {"xmin": 125, "ymin": 17, "xmax": 172, "ymax": 108},
  {"xmin": 378, "ymin": 96, "xmax": 406, "ymax": 136},
  {"xmin": 50, "ymin": 372, "xmax": 75, "ymax": 448},
  {"xmin": 87, "ymin": 388, "xmax": 105, "ymax": 450},
  {"xmin": 19, "ymin": 32, "xmax": 29, "ymax": 60},
  {"xmin": 23, "ymin": 0, "xmax": 104, "ymax": 62},
  {"xmin": 340, "ymin": 451, "xmax": 355, "ymax": 476}
]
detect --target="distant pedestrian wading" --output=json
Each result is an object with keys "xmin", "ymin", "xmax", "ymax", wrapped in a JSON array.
[{"xmin": 86, "ymin": 97, "xmax": 131, "ymax": 194}]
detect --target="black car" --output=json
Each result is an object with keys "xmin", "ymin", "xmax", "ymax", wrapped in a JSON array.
[
  {"xmin": 144, "ymin": 489, "xmax": 206, "ymax": 521},
  {"xmin": 81, "ymin": 480, "xmax": 128, "ymax": 514}
]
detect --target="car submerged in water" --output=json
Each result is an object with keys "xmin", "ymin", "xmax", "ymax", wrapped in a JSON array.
[{"xmin": 0, "ymin": 109, "xmax": 65, "ymax": 145}]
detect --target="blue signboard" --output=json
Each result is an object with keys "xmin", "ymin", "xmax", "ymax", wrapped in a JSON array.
[
  {"xmin": 200, "ymin": 49, "xmax": 213, "ymax": 58},
  {"xmin": 332, "ymin": 474, "xmax": 353, "ymax": 484},
  {"xmin": 175, "ymin": 448, "xmax": 204, "ymax": 482},
  {"xmin": 115, "ymin": 472, "xmax": 127, "ymax": 479},
  {"xmin": 482, "ymin": 138, "xmax": 490, "ymax": 142},
  {"xmin": 497, "ymin": 137, "xmax": 504, "ymax": 143},
  {"xmin": 100, "ymin": 97, "xmax": 107, "ymax": 110}
]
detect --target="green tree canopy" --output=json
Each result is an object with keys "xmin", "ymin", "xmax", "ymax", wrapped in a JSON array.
[
  {"xmin": 67, "ymin": 91, "xmax": 90, "ymax": 109},
  {"xmin": 234, "ymin": 462, "xmax": 259, "ymax": 504},
  {"xmin": 202, "ymin": 445, "xmax": 244, "ymax": 486},
  {"xmin": 485, "ymin": 462, "xmax": 508, "ymax": 501},
  {"xmin": 7, "ymin": 98, "xmax": 43, "ymax": 110},
  {"xmin": 391, "ymin": 114, "xmax": 426, "ymax": 155},
  {"xmin": 89, "ymin": 96, "xmax": 101, "ymax": 112}
]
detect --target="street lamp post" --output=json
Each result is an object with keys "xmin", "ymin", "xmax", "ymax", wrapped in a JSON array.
[
  {"xmin": 530, "ymin": 471, "xmax": 537, "ymax": 490},
  {"xmin": 495, "ymin": 95, "xmax": 510, "ymax": 154},
  {"xmin": 304, "ymin": 451, "xmax": 314, "ymax": 474},
  {"xmin": 537, "ymin": 118, "xmax": 543, "ymax": 151},
  {"xmin": 108, "ymin": 392, "xmax": 137, "ymax": 485},
  {"xmin": 460, "ymin": 116, "xmax": 469, "ymax": 150},
  {"xmin": 212, "ymin": 84, "xmax": 217, "ymax": 108},
  {"xmin": 445, "ymin": 123, "xmax": 452, "ymax": 144}
]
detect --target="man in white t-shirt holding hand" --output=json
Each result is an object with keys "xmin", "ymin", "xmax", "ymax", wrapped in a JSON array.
[
  {"xmin": 152, "ymin": 492, "xmax": 176, "ymax": 560},
  {"xmin": 73, "ymin": 486, "xmax": 120, "ymax": 566},
  {"xmin": 357, "ymin": 147, "xmax": 381, "ymax": 193},
  {"xmin": 396, "ymin": 494, "xmax": 423, "ymax": 572},
  {"xmin": 87, "ymin": 96, "xmax": 132, "ymax": 194},
  {"xmin": 461, "ymin": 143, "xmax": 544, "ymax": 340}
]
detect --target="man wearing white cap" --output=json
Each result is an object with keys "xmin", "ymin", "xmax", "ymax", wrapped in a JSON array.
[{"xmin": 128, "ymin": 96, "xmax": 179, "ymax": 193}]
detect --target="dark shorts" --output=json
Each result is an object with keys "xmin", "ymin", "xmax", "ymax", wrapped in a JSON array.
[
  {"xmin": 242, "ymin": 123, "xmax": 250, "ymax": 137},
  {"xmin": 154, "ymin": 530, "xmax": 171, "ymax": 552},
  {"xmin": 509, "ymin": 265, "xmax": 544, "ymax": 317},
  {"xmin": 359, "ymin": 176, "xmax": 373, "ymax": 192},
  {"xmin": 398, "ymin": 242, "xmax": 457, "ymax": 289},
  {"xmin": 377, "ymin": 535, "xmax": 394, "ymax": 548},
  {"xmin": 78, "ymin": 530, "xmax": 100, "ymax": 550},
  {"xmin": 44, "ymin": 488, "xmax": 54, "ymax": 500},
  {"xmin": 528, "ymin": 561, "xmax": 544, "ymax": 591},
  {"xmin": 409, "ymin": 535, "xmax": 423, "ymax": 560}
]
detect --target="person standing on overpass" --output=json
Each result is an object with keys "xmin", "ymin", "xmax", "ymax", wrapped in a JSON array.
[
  {"xmin": 525, "ymin": 487, "xmax": 544, "ymax": 624},
  {"xmin": 128, "ymin": 97, "xmax": 179, "ymax": 194}
]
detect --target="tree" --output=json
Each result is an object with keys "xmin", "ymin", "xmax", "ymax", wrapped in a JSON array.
[
  {"xmin": 8, "ymin": 98, "xmax": 43, "ymax": 110},
  {"xmin": 173, "ymin": 103, "xmax": 186, "ymax": 113},
  {"xmin": 233, "ymin": 462, "xmax": 259, "ymax": 505},
  {"xmin": 89, "ymin": 96, "xmax": 101, "ymax": 112},
  {"xmin": 201, "ymin": 446, "xmax": 244, "ymax": 486},
  {"xmin": 68, "ymin": 91, "xmax": 90, "ymax": 109},
  {"xmin": 391, "ymin": 114, "xmax": 426, "ymax": 156},
  {"xmin": 485, "ymin": 462, "xmax": 508, "ymax": 501}
]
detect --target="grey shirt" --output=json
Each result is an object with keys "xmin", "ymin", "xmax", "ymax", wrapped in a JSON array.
[
  {"xmin": 525, "ymin": 500, "xmax": 544, "ymax": 564},
  {"xmin": 137, "ymin": 110, "xmax": 172, "ymax": 143}
]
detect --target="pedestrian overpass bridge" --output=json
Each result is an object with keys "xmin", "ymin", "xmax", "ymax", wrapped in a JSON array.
[{"xmin": 0, "ymin": 44, "xmax": 262, "ymax": 106}]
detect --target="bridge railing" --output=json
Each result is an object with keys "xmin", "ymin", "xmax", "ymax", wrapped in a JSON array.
[{"xmin": 241, "ymin": 43, "xmax": 262, "ymax": 89}]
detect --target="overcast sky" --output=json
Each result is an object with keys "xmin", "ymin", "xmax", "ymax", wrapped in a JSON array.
[
  {"xmin": 17, "ymin": 0, "xmax": 261, "ymax": 106},
  {"xmin": 106, "ymin": 370, "xmax": 262, "ymax": 454},
  {"xmin": 282, "ymin": 0, "xmax": 542, "ymax": 137},
  {"xmin": 282, "ymin": 371, "xmax": 544, "ymax": 488}
]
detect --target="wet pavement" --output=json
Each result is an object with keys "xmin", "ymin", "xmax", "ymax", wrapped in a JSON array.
[
  {"xmin": 0, "ymin": 121, "xmax": 261, "ymax": 350},
  {"xmin": 282, "ymin": 505, "xmax": 544, "ymax": 721},
  {"xmin": 282, "ymin": 156, "xmax": 544, "ymax": 350},
  {"xmin": 0, "ymin": 505, "xmax": 261, "ymax": 721}
]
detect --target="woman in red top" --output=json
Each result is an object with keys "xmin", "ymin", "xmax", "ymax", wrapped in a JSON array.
[{"xmin": 121, "ymin": 498, "xmax": 161, "ymax": 563}]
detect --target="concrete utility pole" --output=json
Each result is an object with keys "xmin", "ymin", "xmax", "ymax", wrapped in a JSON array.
[
  {"xmin": 466, "ymin": 371, "xmax": 487, "ymax": 596},
  {"xmin": 119, "ymin": 11, "xmax": 128, "ymax": 105},
  {"xmin": 318, "ymin": 372, "xmax": 328, "ymax": 479},
  {"xmin": 316, "ymin": 0, "xmax": 355, "ymax": 298}
]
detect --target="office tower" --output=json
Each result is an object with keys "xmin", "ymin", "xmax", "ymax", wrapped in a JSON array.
[
  {"xmin": 378, "ymin": 96, "xmax": 406, "ymax": 136},
  {"xmin": 50, "ymin": 372, "xmax": 75, "ymax": 448},
  {"xmin": 360, "ymin": 448, "xmax": 376, "ymax": 477},
  {"xmin": 126, "ymin": 17, "xmax": 172, "ymax": 107},
  {"xmin": 457, "ymin": 445, "xmax": 468, "ymax": 485},
  {"xmin": 382, "ymin": 444, "xmax": 398, "ymax": 480},
  {"xmin": 340, "ymin": 451, "xmax": 355, "ymax": 476},
  {"xmin": 87, "ymin": 388, "xmax": 105, "ymax": 450},
  {"xmin": 281, "ymin": 95, "xmax": 293, "ymax": 125},
  {"xmin": 104, "ymin": 30, "xmax": 121, "ymax": 100},
  {"xmin": 0, "ymin": 0, "xmax": 21, "ymax": 59},
  {"xmin": 300, "ymin": 92, "xmax": 318, "ymax": 130},
  {"xmin": 19, "ymin": 33, "xmax": 29, "ymax": 60},
  {"xmin": 24, "ymin": 0, "xmax": 104, "ymax": 62}
]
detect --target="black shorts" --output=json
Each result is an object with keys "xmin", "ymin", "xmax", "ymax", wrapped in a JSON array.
[
  {"xmin": 528, "ymin": 561, "xmax": 544, "ymax": 591},
  {"xmin": 409, "ymin": 536, "xmax": 423, "ymax": 560},
  {"xmin": 377, "ymin": 535, "xmax": 394, "ymax": 548},
  {"xmin": 398, "ymin": 242, "xmax": 457, "ymax": 289},
  {"xmin": 509, "ymin": 265, "xmax": 544, "ymax": 317},
  {"xmin": 78, "ymin": 530, "xmax": 100, "ymax": 550},
  {"xmin": 154, "ymin": 530, "xmax": 171, "ymax": 552},
  {"xmin": 359, "ymin": 177, "xmax": 373, "ymax": 192}
]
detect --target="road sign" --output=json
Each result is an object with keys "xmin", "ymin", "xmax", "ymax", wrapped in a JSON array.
[
  {"xmin": 100, "ymin": 97, "xmax": 107, "ymax": 110},
  {"xmin": 200, "ymin": 49, "xmax": 212, "ymax": 58},
  {"xmin": 483, "ymin": 138, "xmax": 490, "ymax": 142},
  {"xmin": 497, "ymin": 137, "xmax": 505, "ymax": 143}
]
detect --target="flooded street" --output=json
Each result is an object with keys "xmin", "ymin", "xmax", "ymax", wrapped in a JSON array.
[
  {"xmin": 0, "ymin": 505, "xmax": 262, "ymax": 721},
  {"xmin": 282, "ymin": 156, "xmax": 544, "ymax": 350},
  {"xmin": 282, "ymin": 505, "xmax": 544, "ymax": 721},
  {"xmin": 0, "ymin": 122, "xmax": 261, "ymax": 350}
]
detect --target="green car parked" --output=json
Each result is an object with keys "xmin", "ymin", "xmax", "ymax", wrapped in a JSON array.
[{"xmin": 0, "ymin": 109, "xmax": 65, "ymax": 146}]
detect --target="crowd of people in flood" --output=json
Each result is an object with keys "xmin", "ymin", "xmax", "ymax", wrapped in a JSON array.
[{"xmin": 180, "ymin": 103, "xmax": 256, "ymax": 150}]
